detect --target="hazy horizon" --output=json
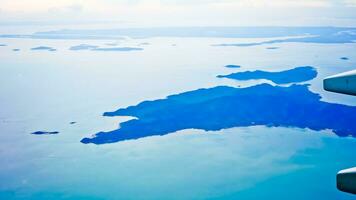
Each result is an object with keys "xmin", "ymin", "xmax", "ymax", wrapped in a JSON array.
[{"xmin": 1, "ymin": 0, "xmax": 356, "ymax": 28}]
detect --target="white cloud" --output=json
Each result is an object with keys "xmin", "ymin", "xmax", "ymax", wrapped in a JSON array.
[
  {"xmin": 47, "ymin": 4, "xmax": 83, "ymax": 14},
  {"xmin": 343, "ymin": 0, "xmax": 356, "ymax": 6},
  {"xmin": 0, "ymin": 0, "xmax": 355, "ymax": 27}
]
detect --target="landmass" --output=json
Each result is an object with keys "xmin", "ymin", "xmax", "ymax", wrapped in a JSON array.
[
  {"xmin": 224, "ymin": 65, "xmax": 241, "ymax": 68},
  {"xmin": 69, "ymin": 44, "xmax": 143, "ymax": 52},
  {"xmin": 31, "ymin": 131, "xmax": 59, "ymax": 135},
  {"xmin": 0, "ymin": 44, "xmax": 6, "ymax": 46},
  {"xmin": 12, "ymin": 49, "xmax": 20, "ymax": 51},
  {"xmin": 0, "ymin": 34, "xmax": 124, "ymax": 40},
  {"xmin": 31, "ymin": 46, "xmax": 56, "ymax": 51},
  {"xmin": 91, "ymin": 47, "xmax": 143, "ymax": 51},
  {"xmin": 81, "ymin": 83, "xmax": 356, "ymax": 145},
  {"xmin": 31, "ymin": 27, "xmax": 356, "ymax": 42},
  {"xmin": 105, "ymin": 43, "xmax": 118, "ymax": 46},
  {"xmin": 139, "ymin": 42, "xmax": 150, "ymax": 46},
  {"xmin": 340, "ymin": 57, "xmax": 349, "ymax": 60},
  {"xmin": 69, "ymin": 44, "xmax": 98, "ymax": 50},
  {"xmin": 213, "ymin": 29, "xmax": 356, "ymax": 47},
  {"xmin": 266, "ymin": 47, "xmax": 279, "ymax": 50},
  {"xmin": 217, "ymin": 66, "xmax": 317, "ymax": 84},
  {"xmin": 2, "ymin": 27, "xmax": 355, "ymax": 45}
]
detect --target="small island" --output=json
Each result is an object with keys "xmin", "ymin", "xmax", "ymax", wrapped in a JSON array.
[
  {"xmin": 92, "ymin": 47, "xmax": 143, "ymax": 52},
  {"xmin": 31, "ymin": 131, "xmax": 59, "ymax": 135},
  {"xmin": 340, "ymin": 57, "xmax": 349, "ymax": 60},
  {"xmin": 217, "ymin": 66, "xmax": 317, "ymax": 84},
  {"xmin": 69, "ymin": 44, "xmax": 98, "ymax": 51},
  {"xmin": 105, "ymin": 43, "xmax": 118, "ymax": 46},
  {"xmin": 139, "ymin": 42, "xmax": 150, "ymax": 46},
  {"xmin": 69, "ymin": 45, "xmax": 143, "ymax": 52},
  {"xmin": 224, "ymin": 65, "xmax": 241, "ymax": 68},
  {"xmin": 31, "ymin": 46, "xmax": 56, "ymax": 51}
]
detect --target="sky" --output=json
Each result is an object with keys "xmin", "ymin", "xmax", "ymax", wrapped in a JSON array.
[{"xmin": 0, "ymin": 0, "xmax": 356, "ymax": 27}]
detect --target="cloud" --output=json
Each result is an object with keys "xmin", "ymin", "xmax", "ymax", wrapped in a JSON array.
[
  {"xmin": 0, "ymin": 0, "xmax": 355, "ymax": 27},
  {"xmin": 343, "ymin": 0, "xmax": 356, "ymax": 7},
  {"xmin": 160, "ymin": 0, "xmax": 332, "ymax": 7},
  {"xmin": 48, "ymin": 4, "xmax": 83, "ymax": 14}
]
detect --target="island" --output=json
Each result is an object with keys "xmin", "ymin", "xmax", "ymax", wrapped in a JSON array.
[
  {"xmin": 340, "ymin": 57, "xmax": 349, "ymax": 60},
  {"xmin": 81, "ymin": 83, "xmax": 356, "ymax": 145},
  {"xmin": 31, "ymin": 131, "xmax": 59, "ymax": 135},
  {"xmin": 105, "ymin": 43, "xmax": 118, "ymax": 46},
  {"xmin": 224, "ymin": 65, "xmax": 241, "ymax": 68},
  {"xmin": 92, "ymin": 47, "xmax": 143, "ymax": 52},
  {"xmin": 139, "ymin": 42, "xmax": 150, "ymax": 46},
  {"xmin": 213, "ymin": 29, "xmax": 356, "ymax": 47},
  {"xmin": 217, "ymin": 66, "xmax": 317, "ymax": 84},
  {"xmin": 31, "ymin": 46, "xmax": 56, "ymax": 51},
  {"xmin": 69, "ymin": 44, "xmax": 98, "ymax": 51}
]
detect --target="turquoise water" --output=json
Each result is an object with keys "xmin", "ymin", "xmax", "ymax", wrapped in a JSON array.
[{"xmin": 0, "ymin": 34, "xmax": 356, "ymax": 199}]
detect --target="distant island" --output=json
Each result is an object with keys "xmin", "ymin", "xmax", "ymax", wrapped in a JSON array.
[
  {"xmin": 217, "ymin": 66, "xmax": 317, "ymax": 84},
  {"xmin": 0, "ymin": 44, "xmax": 6, "ymax": 46},
  {"xmin": 69, "ymin": 44, "xmax": 143, "ymax": 52},
  {"xmin": 340, "ymin": 57, "xmax": 349, "ymax": 60},
  {"xmin": 69, "ymin": 44, "xmax": 98, "ymax": 51},
  {"xmin": 91, "ymin": 47, "xmax": 143, "ymax": 52},
  {"xmin": 105, "ymin": 43, "xmax": 118, "ymax": 46},
  {"xmin": 2, "ymin": 27, "xmax": 356, "ymax": 45},
  {"xmin": 81, "ymin": 82, "xmax": 356, "ymax": 145},
  {"xmin": 31, "ymin": 131, "xmax": 59, "ymax": 135},
  {"xmin": 212, "ymin": 28, "xmax": 356, "ymax": 47},
  {"xmin": 12, "ymin": 49, "xmax": 20, "ymax": 51},
  {"xmin": 224, "ymin": 65, "xmax": 241, "ymax": 68},
  {"xmin": 266, "ymin": 47, "xmax": 279, "ymax": 50},
  {"xmin": 139, "ymin": 42, "xmax": 150, "ymax": 46},
  {"xmin": 31, "ymin": 46, "xmax": 56, "ymax": 51}
]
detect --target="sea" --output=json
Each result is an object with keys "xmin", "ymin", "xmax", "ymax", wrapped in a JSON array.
[{"xmin": 0, "ymin": 25, "xmax": 355, "ymax": 199}]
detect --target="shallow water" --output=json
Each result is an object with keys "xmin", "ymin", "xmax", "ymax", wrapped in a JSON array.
[{"xmin": 0, "ymin": 34, "xmax": 356, "ymax": 199}]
